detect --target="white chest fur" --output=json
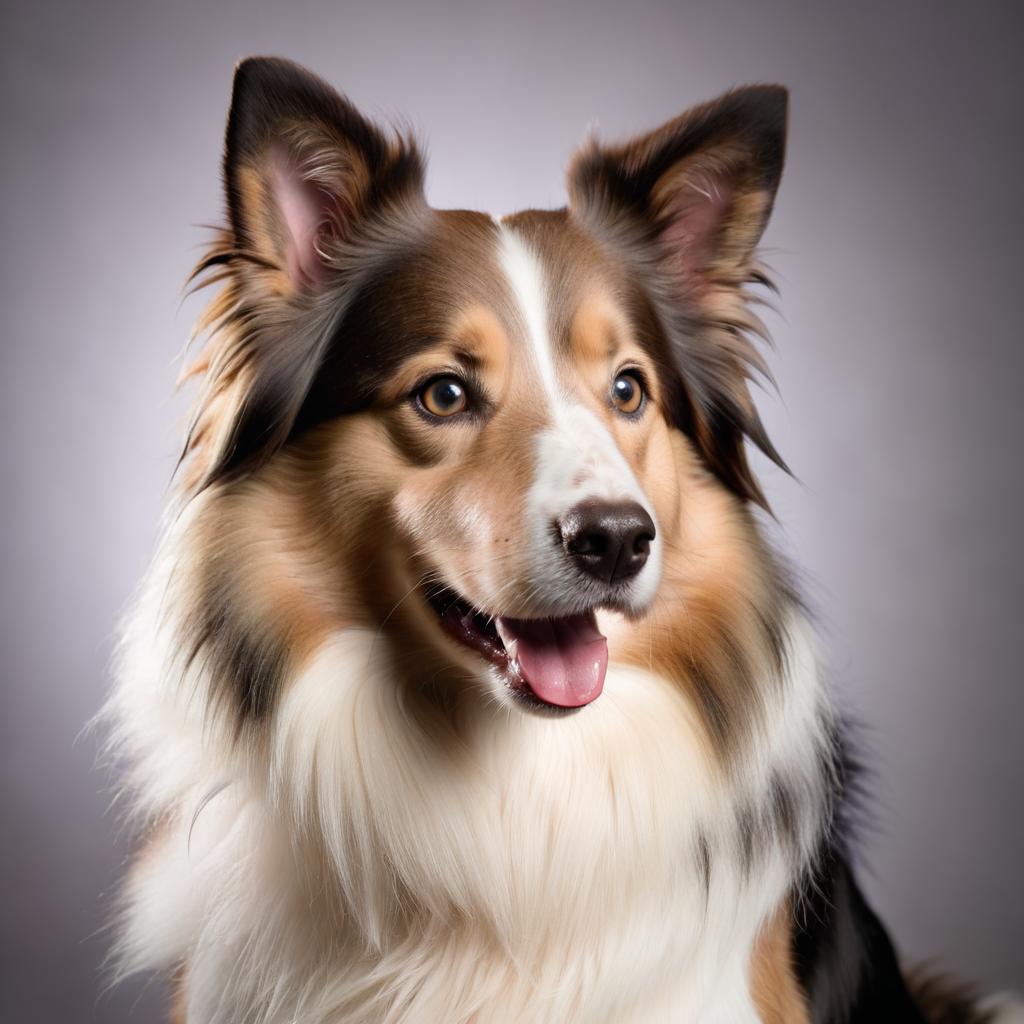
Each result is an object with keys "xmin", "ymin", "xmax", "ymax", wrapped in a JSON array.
[{"xmin": 115, "ymin": 620, "xmax": 831, "ymax": 1023}]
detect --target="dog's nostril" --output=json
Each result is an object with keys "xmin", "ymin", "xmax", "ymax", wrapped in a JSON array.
[
  {"xmin": 558, "ymin": 500, "xmax": 656, "ymax": 584},
  {"xmin": 568, "ymin": 531, "xmax": 609, "ymax": 558}
]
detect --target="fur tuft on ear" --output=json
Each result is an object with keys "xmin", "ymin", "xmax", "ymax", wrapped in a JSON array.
[
  {"xmin": 567, "ymin": 86, "xmax": 789, "ymax": 508},
  {"xmin": 180, "ymin": 57, "xmax": 428, "ymax": 492}
]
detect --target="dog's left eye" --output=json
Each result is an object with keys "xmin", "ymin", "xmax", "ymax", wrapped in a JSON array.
[
  {"xmin": 418, "ymin": 376, "xmax": 469, "ymax": 418},
  {"xmin": 610, "ymin": 372, "xmax": 645, "ymax": 415}
]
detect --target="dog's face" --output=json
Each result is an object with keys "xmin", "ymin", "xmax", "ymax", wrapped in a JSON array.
[
  {"xmin": 184, "ymin": 59, "xmax": 787, "ymax": 719},
  {"xmin": 309, "ymin": 211, "xmax": 677, "ymax": 711}
]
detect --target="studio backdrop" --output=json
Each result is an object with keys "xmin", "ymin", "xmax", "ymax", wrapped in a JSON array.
[{"xmin": 1, "ymin": 1, "xmax": 1021, "ymax": 1020}]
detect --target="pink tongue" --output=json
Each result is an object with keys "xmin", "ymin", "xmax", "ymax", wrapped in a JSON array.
[{"xmin": 498, "ymin": 614, "xmax": 608, "ymax": 708}]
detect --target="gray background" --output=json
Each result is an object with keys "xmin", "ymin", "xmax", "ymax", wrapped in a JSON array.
[{"xmin": 2, "ymin": 0, "xmax": 1021, "ymax": 1019}]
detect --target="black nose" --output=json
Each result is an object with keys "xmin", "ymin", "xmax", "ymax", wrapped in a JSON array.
[{"xmin": 558, "ymin": 500, "xmax": 656, "ymax": 584}]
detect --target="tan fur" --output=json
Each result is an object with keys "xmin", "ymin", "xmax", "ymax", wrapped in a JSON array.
[
  {"xmin": 169, "ymin": 968, "xmax": 188, "ymax": 1024},
  {"xmin": 234, "ymin": 163, "xmax": 296, "ymax": 293},
  {"xmin": 750, "ymin": 905, "xmax": 812, "ymax": 1024},
  {"xmin": 562, "ymin": 282, "xmax": 782, "ymax": 759},
  {"xmin": 189, "ymin": 482, "xmax": 341, "ymax": 657}
]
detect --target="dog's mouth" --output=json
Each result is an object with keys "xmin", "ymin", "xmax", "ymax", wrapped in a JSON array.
[{"xmin": 426, "ymin": 586, "xmax": 609, "ymax": 711}]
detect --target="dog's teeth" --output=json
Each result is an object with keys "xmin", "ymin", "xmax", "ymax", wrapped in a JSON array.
[{"xmin": 495, "ymin": 619, "xmax": 516, "ymax": 657}]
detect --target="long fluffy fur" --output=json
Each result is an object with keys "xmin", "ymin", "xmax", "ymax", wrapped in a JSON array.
[
  {"xmin": 105, "ymin": 58, "xmax": 1015, "ymax": 1024},
  {"xmin": 107, "ymin": 511, "xmax": 834, "ymax": 1021}
]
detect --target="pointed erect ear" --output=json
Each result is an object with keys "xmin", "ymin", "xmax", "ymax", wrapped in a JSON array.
[
  {"xmin": 568, "ymin": 85, "xmax": 787, "ymax": 293},
  {"xmin": 567, "ymin": 87, "xmax": 789, "ymax": 507},
  {"xmin": 223, "ymin": 56, "xmax": 425, "ymax": 290},
  {"xmin": 182, "ymin": 58, "xmax": 427, "ymax": 492}
]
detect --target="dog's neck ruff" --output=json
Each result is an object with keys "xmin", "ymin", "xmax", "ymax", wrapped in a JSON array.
[{"xmin": 111, "ymin": 551, "xmax": 834, "ymax": 1024}]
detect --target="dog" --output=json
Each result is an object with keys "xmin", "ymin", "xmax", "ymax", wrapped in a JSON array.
[{"xmin": 106, "ymin": 56, "xmax": 1020, "ymax": 1023}]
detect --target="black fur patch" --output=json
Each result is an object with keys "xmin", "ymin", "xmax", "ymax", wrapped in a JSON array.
[
  {"xmin": 794, "ymin": 844, "xmax": 929, "ymax": 1023},
  {"xmin": 793, "ymin": 742, "xmax": 931, "ymax": 1023},
  {"xmin": 183, "ymin": 571, "xmax": 289, "ymax": 722}
]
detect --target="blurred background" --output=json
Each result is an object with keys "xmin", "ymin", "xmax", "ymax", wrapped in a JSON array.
[{"xmin": 2, "ymin": 0, "xmax": 1021, "ymax": 1019}]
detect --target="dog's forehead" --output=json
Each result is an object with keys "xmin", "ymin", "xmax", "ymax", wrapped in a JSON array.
[
  {"xmin": 425, "ymin": 208, "xmax": 626, "ymax": 371},
  {"xmin": 328, "ymin": 207, "xmax": 631, "ymax": 416}
]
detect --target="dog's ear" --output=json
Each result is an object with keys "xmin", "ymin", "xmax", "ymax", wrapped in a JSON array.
[
  {"xmin": 567, "ymin": 86, "xmax": 788, "ymax": 508},
  {"xmin": 223, "ymin": 56, "xmax": 424, "ymax": 291},
  {"xmin": 184, "ymin": 58, "xmax": 426, "ymax": 490}
]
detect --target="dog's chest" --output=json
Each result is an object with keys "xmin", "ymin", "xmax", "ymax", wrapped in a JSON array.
[
  {"xmin": 177, "ymin": 770, "xmax": 788, "ymax": 1024},
  {"xmin": 141, "ymin": 635, "xmax": 826, "ymax": 1023},
  {"xmin": 280, "ymin": 663, "xmax": 797, "ymax": 1020}
]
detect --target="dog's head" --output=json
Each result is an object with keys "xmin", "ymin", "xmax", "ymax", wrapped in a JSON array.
[{"xmin": 182, "ymin": 58, "xmax": 787, "ymax": 720}]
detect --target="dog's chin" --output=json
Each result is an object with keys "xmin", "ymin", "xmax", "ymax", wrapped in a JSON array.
[{"xmin": 423, "ymin": 582, "xmax": 643, "ymax": 716}]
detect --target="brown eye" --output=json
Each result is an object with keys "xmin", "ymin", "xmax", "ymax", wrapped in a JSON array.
[
  {"xmin": 611, "ymin": 372, "xmax": 644, "ymax": 415},
  {"xmin": 419, "ymin": 376, "xmax": 468, "ymax": 418}
]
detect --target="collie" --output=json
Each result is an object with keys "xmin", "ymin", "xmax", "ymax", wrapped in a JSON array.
[{"xmin": 106, "ymin": 56, "xmax": 1017, "ymax": 1023}]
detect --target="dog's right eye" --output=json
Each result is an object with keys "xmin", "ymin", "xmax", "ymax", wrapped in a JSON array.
[{"xmin": 418, "ymin": 376, "xmax": 469, "ymax": 419}]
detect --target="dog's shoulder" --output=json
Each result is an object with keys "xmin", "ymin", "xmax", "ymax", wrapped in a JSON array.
[{"xmin": 794, "ymin": 844, "xmax": 929, "ymax": 1023}]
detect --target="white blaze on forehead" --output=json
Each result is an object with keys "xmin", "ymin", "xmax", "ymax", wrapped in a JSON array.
[
  {"xmin": 496, "ymin": 224, "xmax": 560, "ymax": 401},
  {"xmin": 494, "ymin": 224, "xmax": 650, "ymax": 509}
]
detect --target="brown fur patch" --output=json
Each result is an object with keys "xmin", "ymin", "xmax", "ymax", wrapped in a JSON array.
[
  {"xmin": 610, "ymin": 436, "xmax": 790, "ymax": 761},
  {"xmin": 168, "ymin": 966, "xmax": 188, "ymax": 1024},
  {"xmin": 751, "ymin": 905, "xmax": 812, "ymax": 1024}
]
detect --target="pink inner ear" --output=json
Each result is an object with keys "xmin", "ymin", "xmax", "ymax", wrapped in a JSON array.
[
  {"xmin": 269, "ymin": 147, "xmax": 330, "ymax": 288},
  {"xmin": 661, "ymin": 173, "xmax": 734, "ymax": 291}
]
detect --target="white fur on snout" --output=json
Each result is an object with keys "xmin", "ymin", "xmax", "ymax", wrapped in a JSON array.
[{"xmin": 529, "ymin": 404, "xmax": 662, "ymax": 613}]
